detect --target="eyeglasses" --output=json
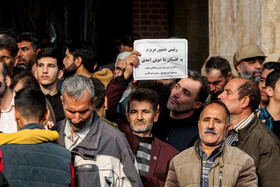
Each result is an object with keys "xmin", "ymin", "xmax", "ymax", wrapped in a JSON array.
[{"xmin": 114, "ymin": 67, "xmax": 126, "ymax": 73}]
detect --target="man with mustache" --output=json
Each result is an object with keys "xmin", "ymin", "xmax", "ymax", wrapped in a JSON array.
[
  {"xmin": 218, "ymin": 78, "xmax": 280, "ymax": 186},
  {"xmin": 153, "ymin": 70, "xmax": 210, "ymax": 152},
  {"xmin": 233, "ymin": 44, "xmax": 266, "ymax": 83},
  {"xmin": 106, "ymin": 80, "xmax": 178, "ymax": 186},
  {"xmin": 165, "ymin": 101, "xmax": 257, "ymax": 186},
  {"xmin": 53, "ymin": 75, "xmax": 143, "ymax": 187},
  {"xmin": 15, "ymin": 32, "xmax": 41, "ymax": 72}
]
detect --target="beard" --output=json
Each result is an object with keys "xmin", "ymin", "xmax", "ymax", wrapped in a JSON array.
[
  {"xmin": 63, "ymin": 63, "xmax": 77, "ymax": 77},
  {"xmin": 240, "ymin": 63, "xmax": 261, "ymax": 83},
  {"xmin": 130, "ymin": 120, "xmax": 153, "ymax": 133}
]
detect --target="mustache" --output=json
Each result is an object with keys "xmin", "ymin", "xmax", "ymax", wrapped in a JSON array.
[
  {"xmin": 169, "ymin": 96, "xmax": 179, "ymax": 103},
  {"xmin": 204, "ymin": 129, "xmax": 217, "ymax": 134}
]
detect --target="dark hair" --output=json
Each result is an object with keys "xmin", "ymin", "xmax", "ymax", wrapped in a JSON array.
[
  {"xmin": 127, "ymin": 88, "xmax": 159, "ymax": 114},
  {"xmin": 188, "ymin": 70, "xmax": 210, "ymax": 103},
  {"xmin": 200, "ymin": 100, "xmax": 230, "ymax": 127},
  {"xmin": 238, "ymin": 80, "xmax": 260, "ymax": 112},
  {"xmin": 0, "ymin": 36, "xmax": 18, "ymax": 58},
  {"xmin": 15, "ymin": 87, "xmax": 46, "ymax": 121},
  {"xmin": 121, "ymin": 33, "xmax": 141, "ymax": 47},
  {"xmin": 263, "ymin": 61, "xmax": 280, "ymax": 71},
  {"xmin": 136, "ymin": 80, "xmax": 170, "ymax": 108},
  {"xmin": 205, "ymin": 56, "xmax": 232, "ymax": 78},
  {"xmin": 0, "ymin": 28, "xmax": 16, "ymax": 38},
  {"xmin": 91, "ymin": 78, "xmax": 105, "ymax": 109},
  {"xmin": 10, "ymin": 69, "xmax": 40, "ymax": 90},
  {"xmin": 16, "ymin": 32, "xmax": 41, "ymax": 51},
  {"xmin": 266, "ymin": 70, "xmax": 280, "ymax": 89},
  {"xmin": 36, "ymin": 48, "xmax": 63, "ymax": 70},
  {"xmin": 66, "ymin": 40, "xmax": 96, "ymax": 72}
]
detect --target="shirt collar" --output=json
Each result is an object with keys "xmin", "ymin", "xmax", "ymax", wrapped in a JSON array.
[
  {"xmin": 65, "ymin": 114, "xmax": 93, "ymax": 141},
  {"xmin": 233, "ymin": 112, "xmax": 255, "ymax": 132},
  {"xmin": 1, "ymin": 89, "xmax": 15, "ymax": 113}
]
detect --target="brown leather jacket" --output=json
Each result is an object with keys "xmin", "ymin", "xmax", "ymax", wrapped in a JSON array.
[
  {"xmin": 233, "ymin": 115, "xmax": 280, "ymax": 187},
  {"xmin": 165, "ymin": 141, "xmax": 258, "ymax": 187}
]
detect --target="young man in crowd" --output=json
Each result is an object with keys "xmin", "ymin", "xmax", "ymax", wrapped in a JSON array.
[
  {"xmin": 0, "ymin": 87, "xmax": 74, "ymax": 186},
  {"xmin": 36, "ymin": 48, "xmax": 65, "ymax": 122}
]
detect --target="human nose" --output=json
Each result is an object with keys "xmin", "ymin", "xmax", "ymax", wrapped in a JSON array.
[
  {"xmin": 208, "ymin": 119, "xmax": 214, "ymax": 129},
  {"xmin": 137, "ymin": 112, "xmax": 143, "ymax": 120},
  {"xmin": 42, "ymin": 66, "xmax": 48, "ymax": 73},
  {"xmin": 210, "ymin": 84, "xmax": 215, "ymax": 92},
  {"xmin": 17, "ymin": 49, "xmax": 23, "ymax": 57},
  {"xmin": 218, "ymin": 91, "xmax": 224, "ymax": 100},
  {"xmin": 73, "ymin": 113, "xmax": 81, "ymax": 123},
  {"xmin": 255, "ymin": 61, "xmax": 263, "ymax": 70}
]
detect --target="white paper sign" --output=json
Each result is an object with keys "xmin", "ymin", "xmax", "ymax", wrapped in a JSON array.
[{"xmin": 133, "ymin": 39, "xmax": 188, "ymax": 80}]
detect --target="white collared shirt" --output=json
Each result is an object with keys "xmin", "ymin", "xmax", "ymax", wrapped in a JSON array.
[{"xmin": 0, "ymin": 90, "xmax": 17, "ymax": 133}]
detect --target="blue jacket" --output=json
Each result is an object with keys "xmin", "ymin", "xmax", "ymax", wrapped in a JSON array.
[{"xmin": 0, "ymin": 123, "xmax": 73, "ymax": 187}]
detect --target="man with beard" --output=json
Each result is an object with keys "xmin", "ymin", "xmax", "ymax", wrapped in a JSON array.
[
  {"xmin": 35, "ymin": 48, "xmax": 65, "ymax": 122},
  {"xmin": 233, "ymin": 44, "xmax": 266, "ymax": 83},
  {"xmin": 0, "ymin": 36, "xmax": 18, "ymax": 76},
  {"xmin": 15, "ymin": 32, "xmax": 41, "ymax": 72},
  {"xmin": 153, "ymin": 70, "xmax": 210, "ymax": 152},
  {"xmin": 106, "ymin": 76, "xmax": 178, "ymax": 186},
  {"xmin": 52, "ymin": 75, "xmax": 143, "ymax": 187},
  {"xmin": 205, "ymin": 56, "xmax": 232, "ymax": 101},
  {"xmin": 0, "ymin": 61, "xmax": 17, "ymax": 133},
  {"xmin": 63, "ymin": 40, "xmax": 97, "ymax": 78}
]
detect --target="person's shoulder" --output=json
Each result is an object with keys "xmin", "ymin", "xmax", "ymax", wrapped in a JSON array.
[
  {"xmin": 224, "ymin": 144, "xmax": 254, "ymax": 162},
  {"xmin": 153, "ymin": 136, "xmax": 178, "ymax": 154},
  {"xmin": 172, "ymin": 146, "xmax": 196, "ymax": 164}
]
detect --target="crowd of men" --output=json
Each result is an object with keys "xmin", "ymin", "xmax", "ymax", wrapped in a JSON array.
[{"xmin": 0, "ymin": 28, "xmax": 279, "ymax": 187}]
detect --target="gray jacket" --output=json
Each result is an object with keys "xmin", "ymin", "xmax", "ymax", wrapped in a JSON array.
[{"xmin": 56, "ymin": 112, "xmax": 143, "ymax": 187}]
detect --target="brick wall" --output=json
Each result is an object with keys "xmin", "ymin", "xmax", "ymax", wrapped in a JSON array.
[{"xmin": 132, "ymin": 0, "xmax": 169, "ymax": 39}]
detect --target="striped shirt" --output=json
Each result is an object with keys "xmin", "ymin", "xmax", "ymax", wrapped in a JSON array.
[
  {"xmin": 199, "ymin": 142, "xmax": 223, "ymax": 187},
  {"xmin": 135, "ymin": 135, "xmax": 153, "ymax": 176},
  {"xmin": 226, "ymin": 112, "xmax": 255, "ymax": 145}
]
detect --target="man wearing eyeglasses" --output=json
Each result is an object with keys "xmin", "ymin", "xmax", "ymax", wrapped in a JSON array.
[
  {"xmin": 0, "ymin": 36, "xmax": 18, "ymax": 75},
  {"xmin": 233, "ymin": 44, "xmax": 266, "ymax": 83},
  {"xmin": 114, "ymin": 51, "xmax": 131, "ymax": 78}
]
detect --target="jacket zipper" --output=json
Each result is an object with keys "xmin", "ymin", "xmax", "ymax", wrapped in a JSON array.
[{"xmin": 219, "ymin": 171, "xmax": 222, "ymax": 187}]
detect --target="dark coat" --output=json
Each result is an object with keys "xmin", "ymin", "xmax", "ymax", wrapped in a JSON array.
[
  {"xmin": 106, "ymin": 78, "xmax": 178, "ymax": 187},
  {"xmin": 233, "ymin": 115, "xmax": 280, "ymax": 187}
]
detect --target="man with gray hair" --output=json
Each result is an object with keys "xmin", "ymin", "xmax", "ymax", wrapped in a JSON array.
[
  {"xmin": 114, "ymin": 51, "xmax": 131, "ymax": 78},
  {"xmin": 53, "ymin": 75, "xmax": 143, "ymax": 187}
]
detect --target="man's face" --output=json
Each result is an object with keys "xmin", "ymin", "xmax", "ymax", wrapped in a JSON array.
[
  {"xmin": 62, "ymin": 89, "xmax": 94, "ymax": 131},
  {"xmin": 16, "ymin": 41, "xmax": 37, "ymax": 69},
  {"xmin": 167, "ymin": 78, "xmax": 201, "ymax": 113},
  {"xmin": 198, "ymin": 103, "xmax": 227, "ymax": 147},
  {"xmin": 218, "ymin": 79, "xmax": 245, "ymax": 114},
  {"xmin": 237, "ymin": 57, "xmax": 264, "ymax": 83},
  {"xmin": 259, "ymin": 68, "xmax": 274, "ymax": 105},
  {"xmin": 63, "ymin": 49, "xmax": 77, "ymax": 77},
  {"xmin": 206, "ymin": 69, "xmax": 228, "ymax": 94},
  {"xmin": 269, "ymin": 79, "xmax": 280, "ymax": 103},
  {"xmin": 0, "ymin": 49, "xmax": 14, "ymax": 74},
  {"xmin": 36, "ymin": 57, "xmax": 60, "ymax": 87},
  {"xmin": 114, "ymin": 60, "xmax": 126, "ymax": 78},
  {"xmin": 0, "ymin": 64, "xmax": 8, "ymax": 98},
  {"xmin": 127, "ymin": 100, "xmax": 158, "ymax": 137}
]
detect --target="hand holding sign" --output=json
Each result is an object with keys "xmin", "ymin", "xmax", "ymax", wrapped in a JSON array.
[{"xmin": 123, "ymin": 51, "xmax": 141, "ymax": 80}]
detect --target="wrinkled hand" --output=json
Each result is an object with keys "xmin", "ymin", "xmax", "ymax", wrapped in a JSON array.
[
  {"xmin": 123, "ymin": 51, "xmax": 141, "ymax": 80},
  {"xmin": 44, "ymin": 121, "xmax": 55, "ymax": 129}
]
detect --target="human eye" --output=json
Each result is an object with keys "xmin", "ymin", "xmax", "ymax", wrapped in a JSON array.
[{"xmin": 129, "ymin": 110, "xmax": 137, "ymax": 114}]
